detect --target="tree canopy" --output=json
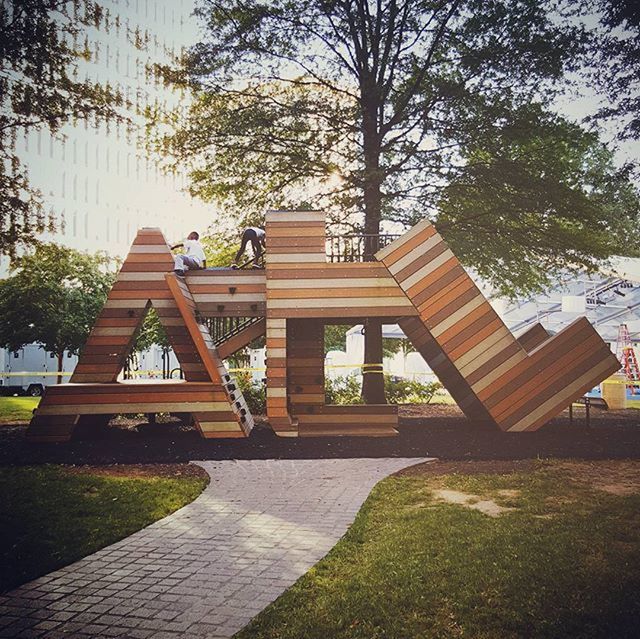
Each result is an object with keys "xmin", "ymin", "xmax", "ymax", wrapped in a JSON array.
[
  {"xmin": 590, "ymin": 0, "xmax": 640, "ymax": 140},
  {"xmin": 0, "ymin": 244, "xmax": 115, "ymax": 379},
  {"xmin": 156, "ymin": 0, "xmax": 638, "ymax": 296},
  {"xmin": 0, "ymin": 0, "xmax": 123, "ymax": 257}
]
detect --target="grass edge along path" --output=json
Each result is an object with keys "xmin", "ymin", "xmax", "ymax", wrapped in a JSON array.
[
  {"xmin": 235, "ymin": 460, "xmax": 640, "ymax": 639},
  {"xmin": 0, "ymin": 464, "xmax": 208, "ymax": 592}
]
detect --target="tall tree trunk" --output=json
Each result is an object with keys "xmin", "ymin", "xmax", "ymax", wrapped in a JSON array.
[
  {"xmin": 56, "ymin": 351, "xmax": 64, "ymax": 385},
  {"xmin": 361, "ymin": 89, "xmax": 386, "ymax": 404}
]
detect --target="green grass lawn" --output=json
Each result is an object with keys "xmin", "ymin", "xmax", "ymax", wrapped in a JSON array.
[
  {"xmin": 0, "ymin": 465, "xmax": 208, "ymax": 592},
  {"xmin": 237, "ymin": 460, "xmax": 640, "ymax": 639},
  {"xmin": 0, "ymin": 396, "xmax": 39, "ymax": 424}
]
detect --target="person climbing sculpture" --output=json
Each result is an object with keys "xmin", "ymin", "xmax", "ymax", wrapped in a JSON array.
[
  {"xmin": 232, "ymin": 227, "xmax": 266, "ymax": 269},
  {"xmin": 171, "ymin": 231, "xmax": 206, "ymax": 276}
]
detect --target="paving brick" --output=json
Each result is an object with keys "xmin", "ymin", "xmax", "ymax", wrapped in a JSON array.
[{"xmin": 2, "ymin": 458, "xmax": 427, "ymax": 639}]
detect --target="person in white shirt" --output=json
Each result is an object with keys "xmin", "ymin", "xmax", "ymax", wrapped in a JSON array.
[
  {"xmin": 232, "ymin": 227, "xmax": 266, "ymax": 268},
  {"xmin": 171, "ymin": 231, "xmax": 207, "ymax": 276}
]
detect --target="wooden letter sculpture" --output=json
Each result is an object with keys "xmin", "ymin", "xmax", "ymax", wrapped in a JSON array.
[{"xmin": 27, "ymin": 212, "xmax": 619, "ymax": 441}]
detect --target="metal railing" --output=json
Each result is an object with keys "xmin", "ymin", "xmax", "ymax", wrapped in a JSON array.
[
  {"xmin": 204, "ymin": 316, "xmax": 263, "ymax": 346},
  {"xmin": 326, "ymin": 234, "xmax": 400, "ymax": 262}
]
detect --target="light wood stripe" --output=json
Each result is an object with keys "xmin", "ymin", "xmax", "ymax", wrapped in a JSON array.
[
  {"xmin": 129, "ymin": 245, "xmax": 171, "ymax": 253},
  {"xmin": 375, "ymin": 218, "xmax": 433, "ymax": 262},
  {"xmin": 387, "ymin": 234, "xmax": 442, "ymax": 276},
  {"xmin": 268, "ymin": 297, "xmax": 413, "ymax": 309},
  {"xmin": 267, "ymin": 253, "xmax": 326, "ymax": 263},
  {"xmin": 430, "ymin": 295, "xmax": 486, "ymax": 338},
  {"xmin": 38, "ymin": 401, "xmax": 231, "ymax": 415},
  {"xmin": 266, "ymin": 210, "xmax": 325, "ymax": 222},
  {"xmin": 400, "ymin": 248, "xmax": 455, "ymax": 290}
]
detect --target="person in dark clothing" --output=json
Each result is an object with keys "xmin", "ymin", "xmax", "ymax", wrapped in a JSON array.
[{"xmin": 232, "ymin": 227, "xmax": 266, "ymax": 268}]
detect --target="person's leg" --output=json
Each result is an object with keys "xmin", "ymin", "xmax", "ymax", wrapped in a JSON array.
[
  {"xmin": 234, "ymin": 229, "xmax": 253, "ymax": 264},
  {"xmin": 250, "ymin": 238, "xmax": 264, "ymax": 265},
  {"xmin": 174, "ymin": 254, "xmax": 185, "ymax": 273},
  {"xmin": 182, "ymin": 255, "xmax": 202, "ymax": 271}
]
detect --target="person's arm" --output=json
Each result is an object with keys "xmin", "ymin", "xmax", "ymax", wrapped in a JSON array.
[{"xmin": 170, "ymin": 242, "xmax": 184, "ymax": 250}]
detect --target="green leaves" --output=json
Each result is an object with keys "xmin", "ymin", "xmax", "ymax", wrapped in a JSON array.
[
  {"xmin": 1, "ymin": 1, "xmax": 123, "ymax": 257},
  {"xmin": 0, "ymin": 244, "xmax": 116, "ymax": 363},
  {"xmin": 435, "ymin": 108, "xmax": 640, "ymax": 296},
  {"xmin": 157, "ymin": 0, "xmax": 639, "ymax": 297}
]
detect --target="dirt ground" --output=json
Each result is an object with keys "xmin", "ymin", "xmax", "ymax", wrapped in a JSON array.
[{"xmin": 1, "ymin": 403, "xmax": 639, "ymax": 466}]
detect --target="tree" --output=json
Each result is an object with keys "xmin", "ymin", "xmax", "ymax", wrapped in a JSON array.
[
  {"xmin": 0, "ymin": 0, "xmax": 123, "ymax": 257},
  {"xmin": 157, "ymin": 0, "xmax": 639, "ymax": 402},
  {"xmin": 0, "ymin": 244, "xmax": 115, "ymax": 383},
  {"xmin": 588, "ymin": 0, "xmax": 640, "ymax": 140}
]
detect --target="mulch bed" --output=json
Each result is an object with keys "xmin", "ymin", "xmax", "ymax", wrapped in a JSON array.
[{"xmin": 0, "ymin": 404, "xmax": 638, "ymax": 466}]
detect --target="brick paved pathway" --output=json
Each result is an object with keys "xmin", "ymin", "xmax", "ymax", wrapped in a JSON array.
[{"xmin": 0, "ymin": 458, "xmax": 429, "ymax": 638}]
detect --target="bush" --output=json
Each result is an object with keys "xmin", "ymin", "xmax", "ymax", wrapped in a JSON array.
[
  {"xmin": 325, "ymin": 375, "xmax": 364, "ymax": 405},
  {"xmin": 325, "ymin": 375, "xmax": 441, "ymax": 405},
  {"xmin": 235, "ymin": 372, "xmax": 266, "ymax": 415},
  {"xmin": 384, "ymin": 375, "xmax": 441, "ymax": 404}
]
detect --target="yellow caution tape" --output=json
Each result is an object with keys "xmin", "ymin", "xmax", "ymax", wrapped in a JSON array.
[{"xmin": 2, "ymin": 371, "xmax": 73, "ymax": 377}]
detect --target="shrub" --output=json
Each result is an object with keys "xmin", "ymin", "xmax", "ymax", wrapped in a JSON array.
[
  {"xmin": 325, "ymin": 375, "xmax": 442, "ymax": 405},
  {"xmin": 235, "ymin": 372, "xmax": 266, "ymax": 415},
  {"xmin": 384, "ymin": 375, "xmax": 441, "ymax": 404},
  {"xmin": 325, "ymin": 375, "xmax": 364, "ymax": 405}
]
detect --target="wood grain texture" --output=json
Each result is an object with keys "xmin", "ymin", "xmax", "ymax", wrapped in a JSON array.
[
  {"xmin": 27, "ymin": 228, "xmax": 255, "ymax": 441},
  {"xmin": 380, "ymin": 220, "xmax": 619, "ymax": 432}
]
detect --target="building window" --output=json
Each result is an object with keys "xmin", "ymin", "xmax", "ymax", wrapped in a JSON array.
[
  {"xmin": 61, "ymin": 172, "xmax": 66, "ymax": 197},
  {"xmin": 49, "ymin": 137, "xmax": 54, "ymax": 159},
  {"xmin": 95, "ymin": 179, "xmax": 100, "ymax": 204},
  {"xmin": 73, "ymin": 140, "xmax": 77, "ymax": 164},
  {"xmin": 72, "ymin": 175, "xmax": 77, "ymax": 200},
  {"xmin": 84, "ymin": 141, "xmax": 89, "ymax": 167},
  {"xmin": 37, "ymin": 130, "xmax": 41, "ymax": 154},
  {"xmin": 84, "ymin": 212, "xmax": 89, "ymax": 239},
  {"xmin": 84, "ymin": 176, "xmax": 88, "ymax": 202}
]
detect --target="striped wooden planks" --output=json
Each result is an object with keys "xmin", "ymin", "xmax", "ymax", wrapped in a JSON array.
[
  {"xmin": 28, "ymin": 382, "xmax": 241, "ymax": 440},
  {"xmin": 165, "ymin": 273, "xmax": 254, "ymax": 437},
  {"xmin": 27, "ymin": 228, "xmax": 255, "ymax": 441},
  {"xmin": 265, "ymin": 317, "xmax": 298, "ymax": 436},
  {"xmin": 297, "ymin": 404, "xmax": 398, "ymax": 437},
  {"xmin": 185, "ymin": 269, "xmax": 266, "ymax": 317},
  {"xmin": 287, "ymin": 319, "xmax": 325, "ymax": 409},
  {"xmin": 70, "ymin": 228, "xmax": 210, "ymax": 384},
  {"xmin": 515, "ymin": 323, "xmax": 550, "ymax": 353},
  {"xmin": 265, "ymin": 210, "xmax": 415, "ymax": 320},
  {"xmin": 378, "ymin": 221, "xmax": 620, "ymax": 431}
]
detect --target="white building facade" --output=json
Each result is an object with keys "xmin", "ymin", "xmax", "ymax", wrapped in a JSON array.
[
  {"xmin": 1, "ymin": 0, "xmax": 212, "ymax": 392},
  {"xmin": 2, "ymin": 0, "xmax": 210, "ymax": 274}
]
